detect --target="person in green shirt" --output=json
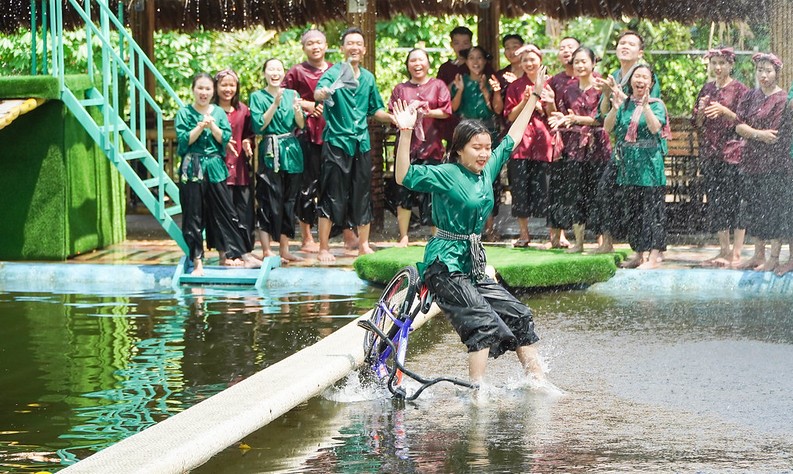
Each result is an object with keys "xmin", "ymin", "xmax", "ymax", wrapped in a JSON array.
[
  {"xmin": 249, "ymin": 58, "xmax": 306, "ymax": 262},
  {"xmin": 175, "ymin": 72, "xmax": 262, "ymax": 275},
  {"xmin": 391, "ymin": 66, "xmax": 556, "ymax": 389},
  {"xmin": 604, "ymin": 64, "xmax": 669, "ymax": 270},
  {"xmin": 313, "ymin": 27, "xmax": 394, "ymax": 263}
]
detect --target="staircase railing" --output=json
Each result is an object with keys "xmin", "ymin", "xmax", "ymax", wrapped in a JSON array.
[{"xmin": 46, "ymin": 0, "xmax": 188, "ymax": 252}]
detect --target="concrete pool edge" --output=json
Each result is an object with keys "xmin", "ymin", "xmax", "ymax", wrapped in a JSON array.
[{"xmin": 57, "ymin": 303, "xmax": 441, "ymax": 473}]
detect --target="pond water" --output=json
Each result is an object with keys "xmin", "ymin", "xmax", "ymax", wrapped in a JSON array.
[
  {"xmin": 0, "ymin": 266, "xmax": 376, "ymax": 473},
  {"xmin": 3, "ymin": 267, "xmax": 793, "ymax": 473},
  {"xmin": 196, "ymin": 272, "xmax": 793, "ymax": 473}
]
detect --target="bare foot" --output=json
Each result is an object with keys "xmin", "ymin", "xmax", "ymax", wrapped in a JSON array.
[
  {"xmin": 711, "ymin": 257, "xmax": 732, "ymax": 268},
  {"xmin": 395, "ymin": 235, "xmax": 409, "ymax": 248},
  {"xmin": 221, "ymin": 258, "xmax": 244, "ymax": 267},
  {"xmin": 774, "ymin": 260, "xmax": 793, "ymax": 276},
  {"xmin": 735, "ymin": 255, "xmax": 765, "ymax": 270},
  {"xmin": 565, "ymin": 244, "xmax": 584, "ymax": 254},
  {"xmin": 280, "ymin": 251, "xmax": 304, "ymax": 262},
  {"xmin": 702, "ymin": 251, "xmax": 730, "ymax": 267},
  {"xmin": 558, "ymin": 237, "xmax": 571, "ymax": 248},
  {"xmin": 637, "ymin": 259, "xmax": 661, "ymax": 269},
  {"xmin": 259, "ymin": 249, "xmax": 277, "ymax": 259},
  {"xmin": 190, "ymin": 259, "xmax": 204, "ymax": 276},
  {"xmin": 358, "ymin": 243, "xmax": 375, "ymax": 256},
  {"xmin": 755, "ymin": 257, "xmax": 779, "ymax": 273},
  {"xmin": 300, "ymin": 241, "xmax": 320, "ymax": 253},
  {"xmin": 591, "ymin": 244, "xmax": 614, "ymax": 254},
  {"xmin": 318, "ymin": 249, "xmax": 336, "ymax": 263},
  {"xmin": 620, "ymin": 255, "xmax": 644, "ymax": 269}
]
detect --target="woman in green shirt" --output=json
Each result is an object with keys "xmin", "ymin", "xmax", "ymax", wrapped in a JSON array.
[
  {"xmin": 604, "ymin": 64, "xmax": 670, "ymax": 269},
  {"xmin": 393, "ymin": 66, "xmax": 552, "ymax": 388},
  {"xmin": 249, "ymin": 58, "xmax": 306, "ymax": 262},
  {"xmin": 175, "ymin": 73, "xmax": 262, "ymax": 276}
]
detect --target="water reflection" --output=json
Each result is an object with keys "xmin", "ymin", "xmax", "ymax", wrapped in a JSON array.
[
  {"xmin": 197, "ymin": 286, "xmax": 793, "ymax": 473},
  {"xmin": 0, "ymin": 283, "xmax": 379, "ymax": 472}
]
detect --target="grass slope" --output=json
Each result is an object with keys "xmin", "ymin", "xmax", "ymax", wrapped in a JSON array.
[{"xmin": 353, "ymin": 245, "xmax": 629, "ymax": 289}]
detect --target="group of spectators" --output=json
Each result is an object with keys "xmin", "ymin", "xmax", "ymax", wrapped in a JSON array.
[{"xmin": 173, "ymin": 23, "xmax": 793, "ymax": 275}]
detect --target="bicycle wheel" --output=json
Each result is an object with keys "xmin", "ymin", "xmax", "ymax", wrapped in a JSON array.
[{"xmin": 363, "ymin": 266, "xmax": 419, "ymax": 362}]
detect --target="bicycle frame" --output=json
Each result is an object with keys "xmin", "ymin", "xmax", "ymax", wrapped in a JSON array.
[{"xmin": 359, "ymin": 283, "xmax": 476, "ymax": 400}]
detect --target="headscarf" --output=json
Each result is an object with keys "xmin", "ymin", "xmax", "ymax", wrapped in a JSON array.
[
  {"xmin": 704, "ymin": 47, "xmax": 736, "ymax": 63},
  {"xmin": 515, "ymin": 44, "xmax": 543, "ymax": 61},
  {"xmin": 214, "ymin": 68, "xmax": 239, "ymax": 84},
  {"xmin": 751, "ymin": 52, "xmax": 783, "ymax": 71}
]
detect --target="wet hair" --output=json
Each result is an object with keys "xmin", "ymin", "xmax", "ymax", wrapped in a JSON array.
[
  {"xmin": 191, "ymin": 72, "xmax": 214, "ymax": 90},
  {"xmin": 622, "ymin": 63, "xmax": 655, "ymax": 111},
  {"xmin": 450, "ymin": 26, "xmax": 473, "ymax": 40},
  {"xmin": 569, "ymin": 46, "xmax": 599, "ymax": 66},
  {"xmin": 502, "ymin": 34, "xmax": 524, "ymax": 47},
  {"xmin": 341, "ymin": 27, "xmax": 365, "ymax": 45},
  {"xmin": 449, "ymin": 120, "xmax": 491, "ymax": 160},
  {"xmin": 261, "ymin": 58, "xmax": 283, "ymax": 74},
  {"xmin": 213, "ymin": 69, "xmax": 240, "ymax": 109},
  {"xmin": 404, "ymin": 48, "xmax": 430, "ymax": 76},
  {"xmin": 618, "ymin": 30, "xmax": 645, "ymax": 48},
  {"xmin": 461, "ymin": 46, "xmax": 492, "ymax": 62},
  {"xmin": 560, "ymin": 36, "xmax": 581, "ymax": 46}
]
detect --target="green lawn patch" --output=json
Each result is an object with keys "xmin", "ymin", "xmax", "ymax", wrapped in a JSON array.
[{"xmin": 354, "ymin": 245, "xmax": 629, "ymax": 289}]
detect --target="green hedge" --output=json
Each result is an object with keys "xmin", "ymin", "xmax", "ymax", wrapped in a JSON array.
[{"xmin": 353, "ymin": 246, "xmax": 629, "ymax": 289}]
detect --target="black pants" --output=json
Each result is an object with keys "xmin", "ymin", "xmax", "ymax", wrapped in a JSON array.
[
  {"xmin": 317, "ymin": 143, "xmax": 373, "ymax": 227},
  {"xmin": 255, "ymin": 165, "xmax": 301, "ymax": 240},
  {"xmin": 180, "ymin": 180, "xmax": 250, "ymax": 261},
  {"xmin": 701, "ymin": 159, "xmax": 741, "ymax": 232},
  {"xmin": 296, "ymin": 138, "xmax": 322, "ymax": 226},
  {"xmin": 424, "ymin": 262, "xmax": 539, "ymax": 359},
  {"xmin": 207, "ymin": 184, "xmax": 255, "ymax": 254},
  {"xmin": 548, "ymin": 159, "xmax": 605, "ymax": 229},
  {"xmin": 624, "ymin": 185, "xmax": 666, "ymax": 253},
  {"xmin": 589, "ymin": 160, "xmax": 628, "ymax": 238}
]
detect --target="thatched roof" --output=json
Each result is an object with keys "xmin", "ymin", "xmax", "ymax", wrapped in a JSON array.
[{"xmin": 1, "ymin": 0, "xmax": 770, "ymax": 33}]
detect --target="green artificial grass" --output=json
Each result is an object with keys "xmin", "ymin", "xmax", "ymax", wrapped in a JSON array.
[
  {"xmin": 0, "ymin": 74, "xmax": 93, "ymax": 100},
  {"xmin": 353, "ymin": 245, "xmax": 630, "ymax": 289},
  {"xmin": 0, "ymin": 76, "xmax": 125, "ymax": 260}
]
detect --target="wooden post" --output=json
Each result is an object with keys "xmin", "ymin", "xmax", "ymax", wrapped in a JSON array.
[
  {"xmin": 347, "ymin": 0, "xmax": 385, "ymax": 231},
  {"xmin": 770, "ymin": 0, "xmax": 793, "ymax": 89},
  {"xmin": 129, "ymin": 0, "xmax": 156, "ymax": 123},
  {"xmin": 477, "ymin": 0, "xmax": 501, "ymax": 71}
]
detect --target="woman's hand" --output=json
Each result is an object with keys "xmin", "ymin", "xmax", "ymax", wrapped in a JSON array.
[
  {"xmin": 453, "ymin": 73, "xmax": 464, "ymax": 92},
  {"xmin": 503, "ymin": 71, "xmax": 517, "ymax": 84},
  {"xmin": 610, "ymin": 87, "xmax": 627, "ymax": 109},
  {"xmin": 274, "ymin": 87, "xmax": 284, "ymax": 105},
  {"xmin": 755, "ymin": 129, "xmax": 779, "ymax": 144},
  {"xmin": 540, "ymin": 84, "xmax": 555, "ymax": 104},
  {"xmin": 392, "ymin": 99, "xmax": 418, "ymax": 131},
  {"xmin": 478, "ymin": 76, "xmax": 491, "ymax": 101},
  {"xmin": 488, "ymin": 74, "xmax": 501, "ymax": 93},
  {"xmin": 226, "ymin": 138, "xmax": 239, "ymax": 158},
  {"xmin": 548, "ymin": 111, "xmax": 569, "ymax": 129},
  {"xmin": 638, "ymin": 90, "xmax": 650, "ymax": 108},
  {"xmin": 534, "ymin": 65, "xmax": 548, "ymax": 91},
  {"xmin": 242, "ymin": 138, "xmax": 253, "ymax": 158},
  {"xmin": 704, "ymin": 101, "xmax": 727, "ymax": 119}
]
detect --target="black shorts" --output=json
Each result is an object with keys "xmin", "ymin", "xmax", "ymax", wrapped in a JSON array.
[
  {"xmin": 508, "ymin": 159, "xmax": 548, "ymax": 218},
  {"xmin": 624, "ymin": 185, "xmax": 666, "ymax": 253},
  {"xmin": 255, "ymin": 165, "xmax": 301, "ymax": 240},
  {"xmin": 296, "ymin": 138, "xmax": 322, "ymax": 225},
  {"xmin": 547, "ymin": 159, "xmax": 605, "ymax": 229},
  {"xmin": 424, "ymin": 261, "xmax": 539, "ymax": 359},
  {"xmin": 317, "ymin": 143, "xmax": 373, "ymax": 227}
]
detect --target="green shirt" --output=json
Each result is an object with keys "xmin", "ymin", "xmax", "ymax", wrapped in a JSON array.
[
  {"xmin": 249, "ymin": 88, "xmax": 304, "ymax": 173},
  {"xmin": 596, "ymin": 68, "xmax": 662, "ymax": 123},
  {"xmin": 403, "ymin": 135, "xmax": 515, "ymax": 278},
  {"xmin": 614, "ymin": 100, "xmax": 667, "ymax": 187},
  {"xmin": 451, "ymin": 74, "xmax": 494, "ymax": 121},
  {"xmin": 174, "ymin": 104, "xmax": 232, "ymax": 183},
  {"xmin": 316, "ymin": 63, "xmax": 385, "ymax": 155}
]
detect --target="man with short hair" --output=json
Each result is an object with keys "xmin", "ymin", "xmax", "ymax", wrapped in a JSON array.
[{"xmin": 314, "ymin": 27, "xmax": 393, "ymax": 263}]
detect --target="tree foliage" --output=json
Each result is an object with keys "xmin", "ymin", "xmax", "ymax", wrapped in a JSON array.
[{"xmin": 0, "ymin": 14, "xmax": 769, "ymax": 118}]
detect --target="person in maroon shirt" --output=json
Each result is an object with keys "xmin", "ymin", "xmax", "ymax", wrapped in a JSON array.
[
  {"xmin": 209, "ymin": 68, "xmax": 256, "ymax": 265},
  {"xmin": 389, "ymin": 48, "xmax": 452, "ymax": 247},
  {"xmin": 691, "ymin": 47, "xmax": 749, "ymax": 267},
  {"xmin": 733, "ymin": 53, "xmax": 793, "ymax": 273},
  {"xmin": 282, "ymin": 29, "xmax": 358, "ymax": 254},
  {"xmin": 548, "ymin": 46, "xmax": 612, "ymax": 253},
  {"xmin": 503, "ymin": 44, "xmax": 555, "ymax": 247}
]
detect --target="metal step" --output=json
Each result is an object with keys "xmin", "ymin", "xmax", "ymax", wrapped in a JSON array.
[
  {"xmin": 164, "ymin": 205, "xmax": 182, "ymax": 216},
  {"xmin": 79, "ymin": 97, "xmax": 105, "ymax": 107},
  {"xmin": 142, "ymin": 177, "xmax": 160, "ymax": 188},
  {"xmin": 122, "ymin": 150, "xmax": 149, "ymax": 161}
]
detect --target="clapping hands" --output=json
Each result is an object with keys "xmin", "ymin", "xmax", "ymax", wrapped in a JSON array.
[{"xmin": 392, "ymin": 99, "xmax": 418, "ymax": 131}]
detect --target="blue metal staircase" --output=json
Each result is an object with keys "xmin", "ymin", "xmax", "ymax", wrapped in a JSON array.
[{"xmin": 46, "ymin": 0, "xmax": 187, "ymax": 253}]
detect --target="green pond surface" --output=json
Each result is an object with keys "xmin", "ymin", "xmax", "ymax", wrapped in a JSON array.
[{"xmin": 2, "ymin": 267, "xmax": 793, "ymax": 473}]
